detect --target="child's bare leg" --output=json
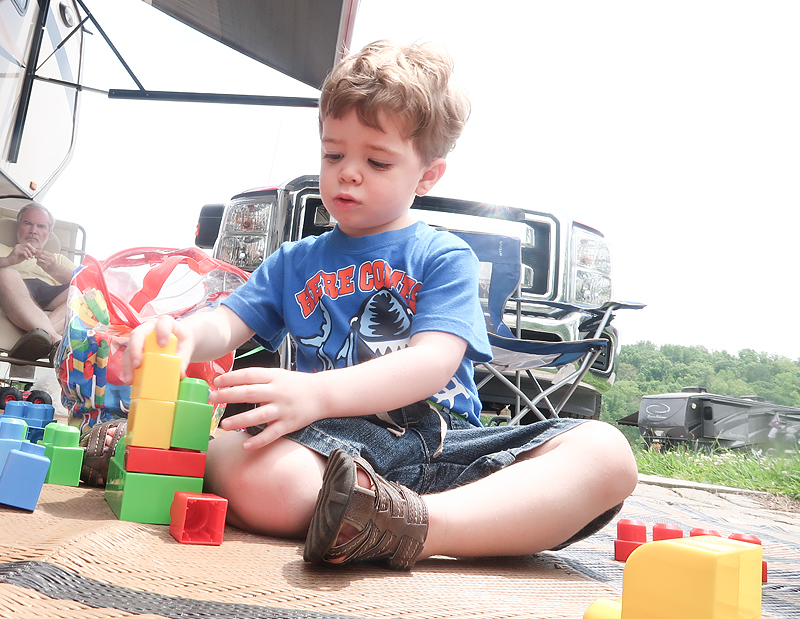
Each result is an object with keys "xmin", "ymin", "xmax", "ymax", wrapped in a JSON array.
[
  {"xmin": 205, "ymin": 431, "xmax": 326, "ymax": 538},
  {"xmin": 420, "ymin": 421, "xmax": 637, "ymax": 558}
]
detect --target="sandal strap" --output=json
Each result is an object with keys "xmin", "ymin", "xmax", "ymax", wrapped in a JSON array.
[
  {"xmin": 326, "ymin": 455, "xmax": 428, "ymax": 570},
  {"xmin": 80, "ymin": 419, "xmax": 127, "ymax": 487}
]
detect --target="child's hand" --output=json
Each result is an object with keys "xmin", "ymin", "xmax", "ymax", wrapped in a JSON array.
[
  {"xmin": 212, "ymin": 368, "xmax": 326, "ymax": 450},
  {"xmin": 122, "ymin": 315, "xmax": 196, "ymax": 383}
]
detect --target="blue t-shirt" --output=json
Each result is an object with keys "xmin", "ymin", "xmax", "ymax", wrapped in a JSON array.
[{"xmin": 222, "ymin": 221, "xmax": 492, "ymax": 426}]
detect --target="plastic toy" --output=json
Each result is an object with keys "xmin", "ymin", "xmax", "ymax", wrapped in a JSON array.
[
  {"xmin": 170, "ymin": 492, "xmax": 228, "ymax": 545},
  {"xmin": 40, "ymin": 424, "xmax": 82, "ymax": 487},
  {"xmin": 125, "ymin": 445, "xmax": 206, "ymax": 478},
  {"xmin": 0, "ymin": 417, "xmax": 28, "ymax": 472},
  {"xmin": 0, "ymin": 442, "xmax": 50, "ymax": 511},
  {"xmin": 105, "ymin": 332, "xmax": 215, "ymax": 526},
  {"xmin": 614, "ymin": 519, "xmax": 647, "ymax": 562},
  {"xmin": 729, "ymin": 533, "xmax": 768, "ymax": 583},
  {"xmin": 105, "ymin": 438, "xmax": 203, "ymax": 524},
  {"xmin": 170, "ymin": 378, "xmax": 213, "ymax": 452},
  {"xmin": 652, "ymin": 523, "xmax": 682, "ymax": 541},
  {"xmin": 585, "ymin": 536, "xmax": 762, "ymax": 619},
  {"xmin": 3, "ymin": 399, "xmax": 55, "ymax": 443}
]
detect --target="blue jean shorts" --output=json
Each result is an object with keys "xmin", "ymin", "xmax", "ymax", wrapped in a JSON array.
[
  {"xmin": 284, "ymin": 401, "xmax": 585, "ymax": 493},
  {"xmin": 278, "ymin": 402, "xmax": 621, "ymax": 550}
]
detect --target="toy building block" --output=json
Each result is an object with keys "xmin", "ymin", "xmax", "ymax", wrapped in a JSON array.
[
  {"xmin": 4, "ymin": 400, "xmax": 55, "ymax": 443},
  {"xmin": 170, "ymin": 492, "xmax": 228, "ymax": 545},
  {"xmin": 0, "ymin": 442, "xmax": 51, "ymax": 511},
  {"xmin": 615, "ymin": 519, "xmax": 647, "ymax": 562},
  {"xmin": 170, "ymin": 378, "xmax": 213, "ymax": 452},
  {"xmin": 105, "ymin": 455, "xmax": 203, "ymax": 525},
  {"xmin": 0, "ymin": 417, "xmax": 28, "ymax": 472},
  {"xmin": 131, "ymin": 353, "xmax": 182, "ymax": 402},
  {"xmin": 127, "ymin": 398, "xmax": 176, "ymax": 450},
  {"xmin": 729, "ymin": 533, "xmax": 768, "ymax": 583},
  {"xmin": 125, "ymin": 445, "xmax": 206, "ymax": 478},
  {"xmin": 690, "ymin": 527, "xmax": 721, "ymax": 537},
  {"xmin": 652, "ymin": 523, "xmax": 683, "ymax": 541},
  {"xmin": 584, "ymin": 536, "xmax": 762, "ymax": 619},
  {"xmin": 41, "ymin": 424, "xmax": 82, "ymax": 487}
]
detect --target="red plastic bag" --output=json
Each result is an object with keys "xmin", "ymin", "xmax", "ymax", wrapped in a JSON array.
[{"xmin": 56, "ymin": 247, "xmax": 249, "ymax": 434}]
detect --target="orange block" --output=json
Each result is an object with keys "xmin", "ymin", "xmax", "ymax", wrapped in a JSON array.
[{"xmin": 127, "ymin": 398, "xmax": 175, "ymax": 450}]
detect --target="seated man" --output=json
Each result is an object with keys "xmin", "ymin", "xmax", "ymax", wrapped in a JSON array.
[{"xmin": 0, "ymin": 202, "xmax": 76, "ymax": 360}]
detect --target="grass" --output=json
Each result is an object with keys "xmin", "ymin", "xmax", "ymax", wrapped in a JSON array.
[{"xmin": 634, "ymin": 446, "xmax": 800, "ymax": 501}]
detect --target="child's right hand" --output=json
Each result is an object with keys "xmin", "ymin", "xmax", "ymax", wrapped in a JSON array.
[{"xmin": 122, "ymin": 315, "xmax": 196, "ymax": 384}]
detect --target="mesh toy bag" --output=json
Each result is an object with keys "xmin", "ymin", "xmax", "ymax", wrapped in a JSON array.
[{"xmin": 56, "ymin": 247, "xmax": 249, "ymax": 436}]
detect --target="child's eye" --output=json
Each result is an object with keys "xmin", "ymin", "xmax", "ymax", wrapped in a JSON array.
[
  {"xmin": 323, "ymin": 153, "xmax": 342, "ymax": 162},
  {"xmin": 369, "ymin": 159, "xmax": 391, "ymax": 170}
]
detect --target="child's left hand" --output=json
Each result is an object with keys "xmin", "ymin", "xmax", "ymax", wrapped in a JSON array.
[{"xmin": 212, "ymin": 367, "xmax": 326, "ymax": 450}]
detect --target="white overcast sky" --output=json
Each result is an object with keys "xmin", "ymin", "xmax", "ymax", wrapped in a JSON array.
[{"xmin": 46, "ymin": 0, "xmax": 800, "ymax": 360}]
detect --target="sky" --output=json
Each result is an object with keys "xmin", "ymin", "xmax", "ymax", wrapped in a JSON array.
[{"xmin": 45, "ymin": 0, "xmax": 800, "ymax": 361}]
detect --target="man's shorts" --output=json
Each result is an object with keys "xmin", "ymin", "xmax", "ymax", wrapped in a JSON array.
[
  {"xmin": 24, "ymin": 279, "xmax": 69, "ymax": 309},
  {"xmin": 275, "ymin": 402, "xmax": 623, "ymax": 550}
]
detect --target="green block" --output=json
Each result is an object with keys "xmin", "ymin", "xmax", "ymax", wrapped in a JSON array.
[
  {"xmin": 105, "ymin": 458, "xmax": 203, "ymax": 524},
  {"xmin": 177, "ymin": 378, "xmax": 210, "ymax": 404},
  {"xmin": 40, "ymin": 425, "xmax": 82, "ymax": 486},
  {"xmin": 170, "ymin": 400, "xmax": 213, "ymax": 451}
]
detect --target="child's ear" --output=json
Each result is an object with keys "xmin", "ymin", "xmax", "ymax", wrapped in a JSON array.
[{"xmin": 415, "ymin": 158, "xmax": 447, "ymax": 196}]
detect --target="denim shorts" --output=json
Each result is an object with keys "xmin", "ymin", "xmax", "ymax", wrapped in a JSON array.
[
  {"xmin": 279, "ymin": 402, "xmax": 621, "ymax": 550},
  {"xmin": 283, "ymin": 401, "xmax": 585, "ymax": 494}
]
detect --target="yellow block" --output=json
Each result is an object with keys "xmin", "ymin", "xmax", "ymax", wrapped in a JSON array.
[
  {"xmin": 143, "ymin": 330, "xmax": 178, "ymax": 355},
  {"xmin": 131, "ymin": 352, "xmax": 181, "ymax": 402},
  {"xmin": 127, "ymin": 398, "xmax": 175, "ymax": 450},
  {"xmin": 584, "ymin": 536, "xmax": 762, "ymax": 619}
]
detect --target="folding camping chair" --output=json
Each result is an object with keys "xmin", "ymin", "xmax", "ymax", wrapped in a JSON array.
[{"xmin": 454, "ymin": 231, "xmax": 644, "ymax": 425}]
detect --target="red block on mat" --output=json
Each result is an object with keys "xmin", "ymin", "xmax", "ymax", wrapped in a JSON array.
[
  {"xmin": 170, "ymin": 492, "xmax": 227, "ymax": 545},
  {"xmin": 690, "ymin": 527, "xmax": 721, "ymax": 537},
  {"xmin": 125, "ymin": 445, "xmax": 206, "ymax": 478},
  {"xmin": 614, "ymin": 519, "xmax": 647, "ymax": 561},
  {"xmin": 653, "ymin": 523, "xmax": 683, "ymax": 541}
]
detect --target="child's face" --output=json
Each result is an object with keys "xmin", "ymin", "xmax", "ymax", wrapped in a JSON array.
[{"xmin": 320, "ymin": 110, "xmax": 445, "ymax": 237}]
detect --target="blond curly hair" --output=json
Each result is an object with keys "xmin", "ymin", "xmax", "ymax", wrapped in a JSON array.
[{"xmin": 319, "ymin": 40, "xmax": 470, "ymax": 163}]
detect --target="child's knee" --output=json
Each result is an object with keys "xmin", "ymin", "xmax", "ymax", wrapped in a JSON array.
[{"xmin": 205, "ymin": 434, "xmax": 325, "ymax": 537}]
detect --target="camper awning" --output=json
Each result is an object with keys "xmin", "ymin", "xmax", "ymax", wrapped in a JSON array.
[{"xmin": 145, "ymin": 0, "xmax": 359, "ymax": 90}]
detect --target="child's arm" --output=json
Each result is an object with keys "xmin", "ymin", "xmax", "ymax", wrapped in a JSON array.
[
  {"xmin": 213, "ymin": 330, "xmax": 467, "ymax": 450},
  {"xmin": 122, "ymin": 306, "xmax": 255, "ymax": 382}
]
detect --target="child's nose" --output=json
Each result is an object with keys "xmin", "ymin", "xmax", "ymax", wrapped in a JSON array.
[{"xmin": 338, "ymin": 163, "xmax": 361, "ymax": 184}]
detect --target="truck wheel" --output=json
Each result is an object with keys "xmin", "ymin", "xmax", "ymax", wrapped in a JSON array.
[
  {"xmin": 0, "ymin": 386, "xmax": 22, "ymax": 409},
  {"xmin": 26, "ymin": 390, "xmax": 52, "ymax": 406}
]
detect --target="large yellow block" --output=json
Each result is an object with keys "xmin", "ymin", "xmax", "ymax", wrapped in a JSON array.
[
  {"xmin": 127, "ymin": 398, "xmax": 176, "ymax": 450},
  {"xmin": 584, "ymin": 536, "xmax": 762, "ymax": 619},
  {"xmin": 132, "ymin": 352, "xmax": 181, "ymax": 402},
  {"xmin": 143, "ymin": 330, "xmax": 178, "ymax": 355}
]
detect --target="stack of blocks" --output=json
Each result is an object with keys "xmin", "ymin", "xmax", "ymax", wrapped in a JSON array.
[
  {"xmin": 105, "ymin": 332, "xmax": 215, "ymax": 525},
  {"xmin": 0, "ymin": 417, "xmax": 50, "ymax": 510}
]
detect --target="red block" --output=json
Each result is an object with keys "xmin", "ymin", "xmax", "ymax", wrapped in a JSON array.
[
  {"xmin": 125, "ymin": 445, "xmax": 206, "ymax": 478},
  {"xmin": 653, "ymin": 523, "xmax": 683, "ymax": 541},
  {"xmin": 690, "ymin": 527, "xmax": 721, "ymax": 537},
  {"xmin": 617, "ymin": 519, "xmax": 647, "ymax": 542},
  {"xmin": 170, "ymin": 492, "xmax": 227, "ymax": 545},
  {"xmin": 614, "ymin": 538, "xmax": 645, "ymax": 562}
]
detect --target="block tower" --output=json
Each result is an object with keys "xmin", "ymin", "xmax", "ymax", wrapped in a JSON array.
[{"xmin": 105, "ymin": 332, "xmax": 214, "ymax": 524}]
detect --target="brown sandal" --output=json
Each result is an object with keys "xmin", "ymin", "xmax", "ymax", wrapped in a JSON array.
[
  {"xmin": 80, "ymin": 419, "xmax": 127, "ymax": 487},
  {"xmin": 304, "ymin": 449, "xmax": 428, "ymax": 570}
]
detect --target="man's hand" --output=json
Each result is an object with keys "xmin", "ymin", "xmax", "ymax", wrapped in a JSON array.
[
  {"xmin": 213, "ymin": 368, "xmax": 326, "ymax": 450},
  {"xmin": 35, "ymin": 249, "xmax": 57, "ymax": 272},
  {"xmin": 5, "ymin": 242, "xmax": 37, "ymax": 266}
]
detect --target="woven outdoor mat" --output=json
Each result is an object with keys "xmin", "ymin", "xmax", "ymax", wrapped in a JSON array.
[{"xmin": 0, "ymin": 483, "xmax": 797, "ymax": 619}]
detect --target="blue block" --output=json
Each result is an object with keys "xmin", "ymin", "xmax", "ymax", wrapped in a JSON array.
[
  {"xmin": 5, "ymin": 401, "xmax": 55, "ymax": 442},
  {"xmin": 0, "ymin": 418, "xmax": 28, "ymax": 472},
  {"xmin": 0, "ymin": 442, "xmax": 50, "ymax": 511}
]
